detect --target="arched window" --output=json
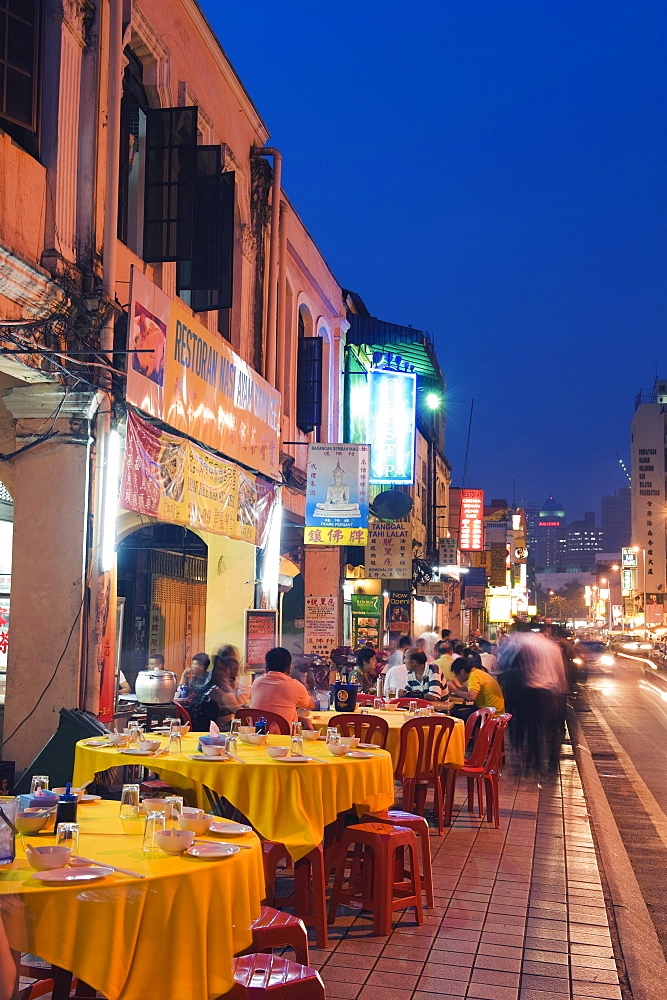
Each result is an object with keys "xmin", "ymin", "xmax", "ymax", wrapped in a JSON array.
[{"xmin": 296, "ymin": 305, "xmax": 322, "ymax": 435}]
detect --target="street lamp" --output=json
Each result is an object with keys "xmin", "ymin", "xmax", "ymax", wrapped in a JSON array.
[
  {"xmin": 600, "ymin": 578, "xmax": 611, "ymax": 633},
  {"xmin": 632, "ymin": 546, "xmax": 648, "ymax": 638},
  {"xmin": 544, "ymin": 590, "xmax": 554, "ymax": 619}
]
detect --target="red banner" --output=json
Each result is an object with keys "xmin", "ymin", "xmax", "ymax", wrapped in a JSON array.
[{"xmin": 459, "ymin": 489, "xmax": 484, "ymax": 551}]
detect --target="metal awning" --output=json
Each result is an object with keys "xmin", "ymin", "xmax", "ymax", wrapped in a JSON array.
[{"xmin": 345, "ymin": 314, "xmax": 442, "ymax": 379}]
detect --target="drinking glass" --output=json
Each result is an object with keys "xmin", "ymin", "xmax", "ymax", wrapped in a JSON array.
[
  {"xmin": 30, "ymin": 776, "xmax": 49, "ymax": 795},
  {"xmin": 409, "ymin": 700, "xmax": 418, "ymax": 714},
  {"xmin": 225, "ymin": 734, "xmax": 238, "ymax": 756},
  {"xmin": 290, "ymin": 734, "xmax": 304, "ymax": 756},
  {"xmin": 55, "ymin": 822, "xmax": 79, "ymax": 852},
  {"xmin": 359, "ymin": 707, "xmax": 369, "ymax": 714},
  {"xmin": 167, "ymin": 732, "xmax": 182, "ymax": 756},
  {"xmin": 387, "ymin": 688, "xmax": 396, "ymax": 701},
  {"xmin": 164, "ymin": 796, "xmax": 183, "ymax": 827},
  {"xmin": 290, "ymin": 721, "xmax": 303, "ymax": 739},
  {"xmin": 373, "ymin": 698, "xmax": 383, "ymax": 711},
  {"xmin": 142, "ymin": 811, "xmax": 166, "ymax": 853},
  {"xmin": 119, "ymin": 783, "xmax": 140, "ymax": 819},
  {"xmin": 326, "ymin": 727, "xmax": 339, "ymax": 745},
  {"xmin": 229, "ymin": 718, "xmax": 241, "ymax": 738}
]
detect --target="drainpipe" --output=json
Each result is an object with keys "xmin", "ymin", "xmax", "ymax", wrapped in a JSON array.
[
  {"xmin": 251, "ymin": 146, "xmax": 282, "ymax": 386},
  {"xmin": 275, "ymin": 200, "xmax": 288, "ymax": 400},
  {"xmin": 83, "ymin": 0, "xmax": 123, "ymax": 717}
]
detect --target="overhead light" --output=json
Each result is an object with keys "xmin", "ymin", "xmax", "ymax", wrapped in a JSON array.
[
  {"xmin": 425, "ymin": 393, "xmax": 441, "ymax": 410},
  {"xmin": 101, "ymin": 429, "xmax": 121, "ymax": 573}
]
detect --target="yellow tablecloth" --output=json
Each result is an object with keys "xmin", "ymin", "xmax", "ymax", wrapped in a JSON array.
[
  {"xmin": 311, "ymin": 709, "xmax": 466, "ymax": 770},
  {"xmin": 73, "ymin": 735, "xmax": 395, "ymax": 862},
  {"xmin": 0, "ymin": 801, "xmax": 264, "ymax": 1000}
]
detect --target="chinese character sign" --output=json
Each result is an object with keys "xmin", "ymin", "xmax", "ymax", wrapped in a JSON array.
[
  {"xmin": 245, "ymin": 610, "xmax": 278, "ymax": 667},
  {"xmin": 621, "ymin": 547, "xmax": 638, "ymax": 568},
  {"xmin": 368, "ymin": 370, "xmax": 416, "ymax": 485},
  {"xmin": 366, "ymin": 523, "xmax": 412, "ymax": 579},
  {"xmin": 305, "ymin": 444, "xmax": 370, "ymax": 545},
  {"xmin": 304, "ymin": 597, "xmax": 339, "ymax": 658},
  {"xmin": 459, "ymin": 489, "xmax": 484, "ymax": 551},
  {"xmin": 439, "ymin": 538, "xmax": 457, "ymax": 566}
]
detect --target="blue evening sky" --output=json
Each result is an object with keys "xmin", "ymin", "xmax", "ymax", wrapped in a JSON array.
[{"xmin": 201, "ymin": 0, "xmax": 667, "ymax": 521}]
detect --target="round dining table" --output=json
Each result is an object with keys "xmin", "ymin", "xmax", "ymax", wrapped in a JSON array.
[
  {"xmin": 73, "ymin": 733, "xmax": 395, "ymax": 861},
  {"xmin": 310, "ymin": 708, "xmax": 467, "ymax": 770},
  {"xmin": 0, "ymin": 800, "xmax": 264, "ymax": 1000}
]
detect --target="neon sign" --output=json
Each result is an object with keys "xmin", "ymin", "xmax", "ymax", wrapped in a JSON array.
[
  {"xmin": 459, "ymin": 489, "xmax": 484, "ymax": 551},
  {"xmin": 538, "ymin": 521, "xmax": 560, "ymax": 526},
  {"xmin": 368, "ymin": 370, "xmax": 416, "ymax": 485}
]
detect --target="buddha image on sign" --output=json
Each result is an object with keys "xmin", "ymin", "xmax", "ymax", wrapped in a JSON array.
[{"xmin": 314, "ymin": 459, "xmax": 361, "ymax": 517}]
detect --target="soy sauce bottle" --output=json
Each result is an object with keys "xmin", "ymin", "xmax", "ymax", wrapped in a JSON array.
[{"xmin": 54, "ymin": 782, "xmax": 78, "ymax": 833}]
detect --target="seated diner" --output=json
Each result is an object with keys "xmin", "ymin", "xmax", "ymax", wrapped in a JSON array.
[
  {"xmin": 448, "ymin": 652, "xmax": 505, "ymax": 720},
  {"xmin": 250, "ymin": 646, "xmax": 315, "ymax": 726},
  {"xmin": 399, "ymin": 647, "xmax": 443, "ymax": 702}
]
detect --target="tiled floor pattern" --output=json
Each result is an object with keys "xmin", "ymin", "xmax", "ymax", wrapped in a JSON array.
[{"xmin": 312, "ymin": 746, "xmax": 622, "ymax": 1000}]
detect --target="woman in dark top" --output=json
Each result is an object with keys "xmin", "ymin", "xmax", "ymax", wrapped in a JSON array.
[{"xmin": 189, "ymin": 654, "xmax": 246, "ymax": 731}]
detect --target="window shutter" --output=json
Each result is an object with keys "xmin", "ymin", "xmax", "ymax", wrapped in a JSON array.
[
  {"xmin": 177, "ymin": 148, "xmax": 235, "ymax": 313},
  {"xmin": 143, "ymin": 106, "xmax": 198, "ymax": 263},
  {"xmin": 0, "ymin": 0, "xmax": 40, "ymax": 130},
  {"xmin": 296, "ymin": 336, "xmax": 323, "ymax": 433}
]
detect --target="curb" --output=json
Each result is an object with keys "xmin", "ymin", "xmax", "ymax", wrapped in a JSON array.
[{"xmin": 567, "ymin": 704, "xmax": 667, "ymax": 1000}]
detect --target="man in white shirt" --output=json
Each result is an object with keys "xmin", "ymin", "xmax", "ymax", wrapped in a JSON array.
[
  {"xmin": 418, "ymin": 629, "xmax": 440, "ymax": 660},
  {"xmin": 383, "ymin": 636, "xmax": 411, "ymax": 697},
  {"xmin": 478, "ymin": 639, "xmax": 499, "ymax": 675},
  {"xmin": 385, "ymin": 635, "xmax": 411, "ymax": 670}
]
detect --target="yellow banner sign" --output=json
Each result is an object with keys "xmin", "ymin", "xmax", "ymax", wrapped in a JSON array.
[
  {"xmin": 126, "ymin": 267, "xmax": 280, "ymax": 480},
  {"xmin": 304, "ymin": 526, "xmax": 368, "ymax": 546},
  {"xmin": 120, "ymin": 410, "xmax": 276, "ymax": 546}
]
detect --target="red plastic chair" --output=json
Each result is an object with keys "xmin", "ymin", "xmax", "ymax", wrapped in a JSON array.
[
  {"xmin": 356, "ymin": 693, "xmax": 378, "ymax": 706},
  {"xmin": 464, "ymin": 706, "xmax": 496, "ymax": 746},
  {"xmin": 328, "ymin": 822, "xmax": 423, "ymax": 935},
  {"xmin": 444, "ymin": 714, "xmax": 512, "ymax": 828},
  {"xmin": 395, "ymin": 716, "xmax": 456, "ymax": 835},
  {"xmin": 360, "ymin": 808, "xmax": 434, "ymax": 906},
  {"xmin": 328, "ymin": 713, "xmax": 389, "ymax": 748},
  {"xmin": 170, "ymin": 702, "xmax": 192, "ymax": 726},
  {"xmin": 389, "ymin": 697, "xmax": 431, "ymax": 709},
  {"xmin": 262, "ymin": 842, "xmax": 328, "ymax": 948},
  {"xmin": 230, "ymin": 954, "xmax": 325, "ymax": 1000},
  {"xmin": 238, "ymin": 906, "xmax": 310, "ymax": 967},
  {"xmin": 235, "ymin": 707, "xmax": 291, "ymax": 736}
]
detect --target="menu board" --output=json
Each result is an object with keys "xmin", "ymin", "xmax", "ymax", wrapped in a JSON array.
[
  {"xmin": 366, "ymin": 522, "xmax": 411, "ymax": 579},
  {"xmin": 350, "ymin": 594, "xmax": 382, "ymax": 649},
  {"xmin": 304, "ymin": 596, "xmax": 339, "ymax": 658},
  {"xmin": 245, "ymin": 610, "xmax": 278, "ymax": 668}
]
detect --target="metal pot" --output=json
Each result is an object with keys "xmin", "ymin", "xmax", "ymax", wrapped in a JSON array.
[{"xmin": 134, "ymin": 669, "xmax": 178, "ymax": 705}]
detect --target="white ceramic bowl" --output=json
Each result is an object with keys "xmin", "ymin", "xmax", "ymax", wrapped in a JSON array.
[
  {"xmin": 142, "ymin": 798, "xmax": 169, "ymax": 813},
  {"xmin": 26, "ymin": 845, "xmax": 72, "ymax": 871},
  {"xmin": 155, "ymin": 829, "xmax": 195, "ymax": 854},
  {"xmin": 16, "ymin": 810, "xmax": 52, "ymax": 835},
  {"xmin": 178, "ymin": 809, "xmax": 212, "ymax": 835},
  {"xmin": 239, "ymin": 732, "xmax": 267, "ymax": 746},
  {"xmin": 327, "ymin": 743, "xmax": 349, "ymax": 756},
  {"xmin": 53, "ymin": 786, "xmax": 85, "ymax": 802},
  {"xmin": 201, "ymin": 744, "xmax": 224, "ymax": 757},
  {"xmin": 137, "ymin": 740, "xmax": 161, "ymax": 753},
  {"xmin": 339, "ymin": 737, "xmax": 360, "ymax": 749},
  {"xmin": 175, "ymin": 724, "xmax": 190, "ymax": 736},
  {"xmin": 267, "ymin": 746, "xmax": 289, "ymax": 758},
  {"xmin": 108, "ymin": 732, "xmax": 128, "ymax": 746},
  {"xmin": 302, "ymin": 730, "xmax": 319, "ymax": 741}
]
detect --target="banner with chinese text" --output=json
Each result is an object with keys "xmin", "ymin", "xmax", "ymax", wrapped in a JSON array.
[
  {"xmin": 127, "ymin": 268, "xmax": 280, "ymax": 480},
  {"xmin": 120, "ymin": 410, "xmax": 276, "ymax": 546},
  {"xmin": 459, "ymin": 489, "xmax": 484, "ymax": 551},
  {"xmin": 366, "ymin": 522, "xmax": 411, "ymax": 578},
  {"xmin": 304, "ymin": 596, "xmax": 339, "ymax": 658},
  {"xmin": 245, "ymin": 610, "xmax": 278, "ymax": 668},
  {"xmin": 305, "ymin": 443, "xmax": 370, "ymax": 545}
]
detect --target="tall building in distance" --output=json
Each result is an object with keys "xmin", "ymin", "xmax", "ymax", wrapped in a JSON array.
[
  {"xmin": 601, "ymin": 487, "xmax": 631, "ymax": 554},
  {"xmin": 558, "ymin": 512, "xmax": 604, "ymax": 571},
  {"xmin": 631, "ymin": 380, "xmax": 667, "ymax": 600},
  {"xmin": 534, "ymin": 498, "xmax": 567, "ymax": 571}
]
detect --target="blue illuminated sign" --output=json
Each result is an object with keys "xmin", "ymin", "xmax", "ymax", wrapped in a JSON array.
[{"xmin": 368, "ymin": 369, "xmax": 416, "ymax": 485}]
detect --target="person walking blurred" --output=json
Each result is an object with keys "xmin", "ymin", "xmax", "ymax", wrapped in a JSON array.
[{"xmin": 498, "ymin": 626, "xmax": 567, "ymax": 776}]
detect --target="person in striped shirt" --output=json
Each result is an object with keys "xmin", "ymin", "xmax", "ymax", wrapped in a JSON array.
[{"xmin": 399, "ymin": 647, "xmax": 443, "ymax": 702}]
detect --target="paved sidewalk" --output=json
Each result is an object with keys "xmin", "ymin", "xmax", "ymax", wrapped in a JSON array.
[{"xmin": 312, "ymin": 744, "xmax": 623, "ymax": 1000}]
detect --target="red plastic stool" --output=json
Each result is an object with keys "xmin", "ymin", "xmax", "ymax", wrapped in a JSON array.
[
  {"xmin": 229, "ymin": 954, "xmax": 324, "ymax": 1000},
  {"xmin": 360, "ymin": 809, "xmax": 434, "ymax": 907},
  {"xmin": 261, "ymin": 842, "xmax": 328, "ymax": 948},
  {"xmin": 139, "ymin": 779, "xmax": 174, "ymax": 796},
  {"xmin": 238, "ymin": 906, "xmax": 309, "ymax": 967},
  {"xmin": 328, "ymin": 822, "xmax": 423, "ymax": 936}
]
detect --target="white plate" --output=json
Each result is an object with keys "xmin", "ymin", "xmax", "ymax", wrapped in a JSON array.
[
  {"xmin": 358, "ymin": 743, "xmax": 380, "ymax": 749},
  {"xmin": 31, "ymin": 866, "xmax": 114, "ymax": 883},
  {"xmin": 274, "ymin": 755, "xmax": 312, "ymax": 763},
  {"xmin": 83, "ymin": 740, "xmax": 112, "ymax": 747},
  {"xmin": 80, "ymin": 794, "xmax": 102, "ymax": 803},
  {"xmin": 187, "ymin": 754, "xmax": 230, "ymax": 761},
  {"xmin": 345, "ymin": 751, "xmax": 374, "ymax": 759},
  {"xmin": 187, "ymin": 843, "xmax": 240, "ymax": 859},
  {"xmin": 119, "ymin": 749, "xmax": 155, "ymax": 756},
  {"xmin": 208, "ymin": 821, "xmax": 252, "ymax": 836}
]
